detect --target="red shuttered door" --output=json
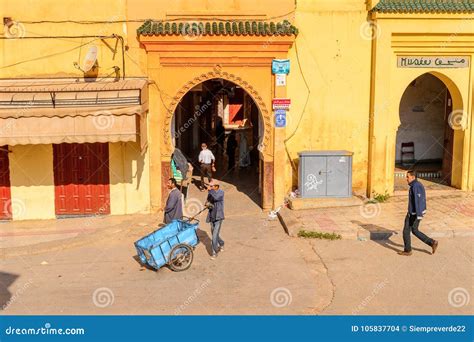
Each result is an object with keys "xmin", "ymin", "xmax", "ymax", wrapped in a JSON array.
[
  {"xmin": 53, "ymin": 143, "xmax": 110, "ymax": 216},
  {"xmin": 0, "ymin": 146, "xmax": 12, "ymax": 220}
]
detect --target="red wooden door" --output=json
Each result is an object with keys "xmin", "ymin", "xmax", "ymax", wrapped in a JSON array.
[
  {"xmin": 0, "ymin": 146, "xmax": 12, "ymax": 220},
  {"xmin": 53, "ymin": 143, "xmax": 110, "ymax": 216}
]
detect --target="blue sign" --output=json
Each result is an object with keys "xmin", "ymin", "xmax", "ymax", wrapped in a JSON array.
[
  {"xmin": 275, "ymin": 110, "xmax": 286, "ymax": 128},
  {"xmin": 272, "ymin": 59, "xmax": 290, "ymax": 74}
]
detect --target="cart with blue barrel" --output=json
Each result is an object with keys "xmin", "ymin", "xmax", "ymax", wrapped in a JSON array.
[{"xmin": 134, "ymin": 208, "xmax": 208, "ymax": 272}]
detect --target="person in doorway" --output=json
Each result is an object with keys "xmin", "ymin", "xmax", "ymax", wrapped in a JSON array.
[
  {"xmin": 198, "ymin": 143, "xmax": 215, "ymax": 191},
  {"xmin": 226, "ymin": 130, "xmax": 237, "ymax": 171},
  {"xmin": 216, "ymin": 118, "xmax": 225, "ymax": 155},
  {"xmin": 163, "ymin": 178, "xmax": 183, "ymax": 224},
  {"xmin": 398, "ymin": 170, "xmax": 439, "ymax": 256},
  {"xmin": 238, "ymin": 132, "xmax": 251, "ymax": 168},
  {"xmin": 206, "ymin": 180, "xmax": 225, "ymax": 259}
]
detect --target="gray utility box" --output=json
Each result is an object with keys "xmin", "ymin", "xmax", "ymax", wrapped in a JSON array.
[{"xmin": 298, "ymin": 151, "xmax": 353, "ymax": 198}]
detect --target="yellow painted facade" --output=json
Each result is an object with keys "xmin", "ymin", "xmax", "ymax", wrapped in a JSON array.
[{"xmin": 0, "ymin": 0, "xmax": 473, "ymax": 220}]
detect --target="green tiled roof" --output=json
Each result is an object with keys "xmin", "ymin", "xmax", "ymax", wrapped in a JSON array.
[
  {"xmin": 137, "ymin": 20, "xmax": 298, "ymax": 37},
  {"xmin": 372, "ymin": 0, "xmax": 474, "ymax": 13}
]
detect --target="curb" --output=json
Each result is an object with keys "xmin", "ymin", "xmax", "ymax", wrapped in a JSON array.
[{"xmin": 277, "ymin": 208, "xmax": 474, "ymax": 241}]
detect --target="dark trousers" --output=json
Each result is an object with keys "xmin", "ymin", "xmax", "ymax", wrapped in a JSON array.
[
  {"xmin": 200, "ymin": 163, "xmax": 212, "ymax": 187},
  {"xmin": 403, "ymin": 214, "xmax": 434, "ymax": 252}
]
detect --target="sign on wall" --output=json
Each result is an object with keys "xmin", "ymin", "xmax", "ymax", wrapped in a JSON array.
[
  {"xmin": 275, "ymin": 73, "xmax": 286, "ymax": 87},
  {"xmin": 272, "ymin": 98, "xmax": 291, "ymax": 110},
  {"xmin": 274, "ymin": 109, "xmax": 286, "ymax": 128},
  {"xmin": 272, "ymin": 59, "xmax": 290, "ymax": 74},
  {"xmin": 397, "ymin": 56, "xmax": 469, "ymax": 68}
]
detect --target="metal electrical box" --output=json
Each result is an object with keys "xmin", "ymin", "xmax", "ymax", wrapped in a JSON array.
[{"xmin": 298, "ymin": 151, "xmax": 353, "ymax": 198}]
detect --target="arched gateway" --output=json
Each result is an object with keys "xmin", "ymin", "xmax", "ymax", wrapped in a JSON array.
[{"xmin": 138, "ymin": 19, "xmax": 296, "ymax": 210}]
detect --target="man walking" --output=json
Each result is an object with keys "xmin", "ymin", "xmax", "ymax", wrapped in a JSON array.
[
  {"xmin": 198, "ymin": 143, "xmax": 215, "ymax": 191},
  {"xmin": 398, "ymin": 170, "xmax": 439, "ymax": 256},
  {"xmin": 163, "ymin": 178, "xmax": 183, "ymax": 224},
  {"xmin": 206, "ymin": 180, "xmax": 225, "ymax": 259}
]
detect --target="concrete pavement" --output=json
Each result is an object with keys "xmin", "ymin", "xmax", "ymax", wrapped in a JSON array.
[
  {"xmin": 312, "ymin": 236, "xmax": 473, "ymax": 315},
  {"xmin": 0, "ymin": 175, "xmax": 333, "ymax": 315},
  {"xmin": 281, "ymin": 190, "xmax": 473, "ymax": 240}
]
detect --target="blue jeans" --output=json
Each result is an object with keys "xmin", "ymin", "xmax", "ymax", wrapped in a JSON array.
[{"xmin": 210, "ymin": 220, "xmax": 224, "ymax": 255}]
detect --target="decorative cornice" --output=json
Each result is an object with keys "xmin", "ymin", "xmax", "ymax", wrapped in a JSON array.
[
  {"xmin": 138, "ymin": 19, "xmax": 298, "ymax": 37},
  {"xmin": 371, "ymin": 0, "xmax": 474, "ymax": 14}
]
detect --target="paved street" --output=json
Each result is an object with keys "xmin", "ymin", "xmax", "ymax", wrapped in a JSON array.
[
  {"xmin": 314, "ymin": 237, "xmax": 473, "ymax": 315},
  {"xmin": 0, "ymin": 177, "xmax": 332, "ymax": 315},
  {"xmin": 0, "ymin": 176, "xmax": 472, "ymax": 315}
]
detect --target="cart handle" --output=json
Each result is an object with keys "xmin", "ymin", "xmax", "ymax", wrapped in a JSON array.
[{"xmin": 182, "ymin": 216, "xmax": 199, "ymax": 224}]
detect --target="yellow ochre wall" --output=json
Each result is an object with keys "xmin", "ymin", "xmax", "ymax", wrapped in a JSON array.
[
  {"xmin": 287, "ymin": 0, "xmax": 372, "ymax": 195},
  {"xmin": 0, "ymin": 0, "xmax": 150, "ymax": 219}
]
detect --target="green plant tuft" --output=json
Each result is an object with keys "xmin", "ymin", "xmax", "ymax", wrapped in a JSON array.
[
  {"xmin": 298, "ymin": 230, "xmax": 342, "ymax": 240},
  {"xmin": 372, "ymin": 191, "xmax": 390, "ymax": 203}
]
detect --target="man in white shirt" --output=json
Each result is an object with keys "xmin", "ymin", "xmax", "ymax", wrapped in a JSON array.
[{"xmin": 198, "ymin": 143, "xmax": 215, "ymax": 191}]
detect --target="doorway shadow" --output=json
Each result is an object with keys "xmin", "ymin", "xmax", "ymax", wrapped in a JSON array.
[
  {"xmin": 197, "ymin": 227, "xmax": 213, "ymax": 256},
  {"xmin": 0, "ymin": 271, "xmax": 19, "ymax": 310},
  {"xmin": 351, "ymin": 220, "xmax": 431, "ymax": 255}
]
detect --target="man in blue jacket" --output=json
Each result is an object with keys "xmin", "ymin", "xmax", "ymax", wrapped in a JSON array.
[
  {"xmin": 206, "ymin": 180, "xmax": 225, "ymax": 259},
  {"xmin": 398, "ymin": 170, "xmax": 439, "ymax": 256}
]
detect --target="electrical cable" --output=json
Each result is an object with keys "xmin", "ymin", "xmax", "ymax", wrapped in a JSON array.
[
  {"xmin": 17, "ymin": 11, "xmax": 296, "ymax": 24},
  {"xmin": 284, "ymin": 39, "xmax": 310, "ymax": 172},
  {"xmin": 0, "ymin": 38, "xmax": 100, "ymax": 69},
  {"xmin": 0, "ymin": 35, "xmax": 116, "ymax": 40}
]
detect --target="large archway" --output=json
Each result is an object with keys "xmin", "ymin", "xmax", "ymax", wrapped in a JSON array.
[
  {"xmin": 161, "ymin": 70, "xmax": 275, "ymax": 209},
  {"xmin": 394, "ymin": 72, "xmax": 465, "ymax": 191},
  {"xmin": 171, "ymin": 78, "xmax": 265, "ymax": 205}
]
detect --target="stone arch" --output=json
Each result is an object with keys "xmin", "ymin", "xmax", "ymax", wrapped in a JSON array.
[
  {"xmin": 395, "ymin": 71, "xmax": 464, "ymax": 129},
  {"xmin": 161, "ymin": 69, "xmax": 273, "ymax": 159},
  {"xmin": 395, "ymin": 70, "xmax": 466, "ymax": 188}
]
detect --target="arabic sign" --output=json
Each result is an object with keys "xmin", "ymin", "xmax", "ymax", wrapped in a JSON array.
[
  {"xmin": 272, "ymin": 98, "xmax": 291, "ymax": 110},
  {"xmin": 272, "ymin": 59, "xmax": 290, "ymax": 74},
  {"xmin": 397, "ymin": 56, "xmax": 469, "ymax": 68},
  {"xmin": 274, "ymin": 110, "xmax": 286, "ymax": 128}
]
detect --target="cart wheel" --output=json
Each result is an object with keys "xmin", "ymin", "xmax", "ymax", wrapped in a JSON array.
[{"xmin": 168, "ymin": 244, "xmax": 194, "ymax": 272}]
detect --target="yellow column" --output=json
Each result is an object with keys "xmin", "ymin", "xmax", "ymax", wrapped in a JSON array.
[{"xmin": 272, "ymin": 74, "xmax": 288, "ymax": 208}]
